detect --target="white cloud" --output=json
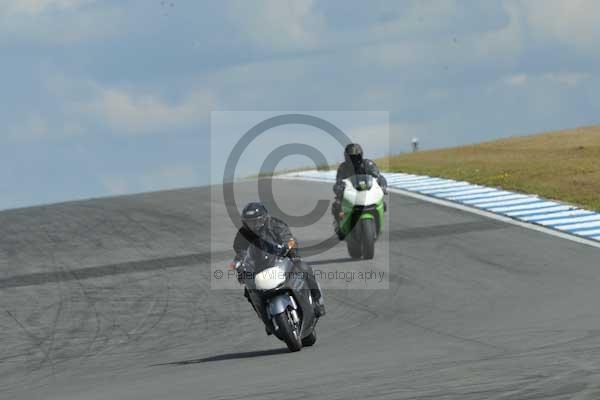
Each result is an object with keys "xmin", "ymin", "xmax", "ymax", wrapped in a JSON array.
[
  {"xmin": 471, "ymin": 2, "xmax": 524, "ymax": 61},
  {"xmin": 358, "ymin": 2, "xmax": 523, "ymax": 72},
  {"xmin": 343, "ymin": 119, "xmax": 424, "ymax": 156},
  {"xmin": 346, "ymin": 122, "xmax": 390, "ymax": 157},
  {"xmin": 503, "ymin": 72, "xmax": 590, "ymax": 88},
  {"xmin": 40, "ymin": 75, "xmax": 216, "ymax": 136},
  {"xmin": 369, "ymin": 0, "xmax": 459, "ymax": 40},
  {"xmin": 101, "ymin": 176, "xmax": 130, "ymax": 195},
  {"xmin": 8, "ymin": 114, "xmax": 49, "ymax": 140},
  {"xmin": 504, "ymin": 73, "xmax": 528, "ymax": 87},
  {"xmin": 542, "ymin": 73, "xmax": 590, "ymax": 87},
  {"xmin": 62, "ymin": 121, "xmax": 85, "ymax": 136},
  {"xmin": 516, "ymin": 0, "xmax": 600, "ymax": 51},
  {"xmin": 357, "ymin": 41, "xmax": 425, "ymax": 69},
  {"xmin": 82, "ymin": 84, "xmax": 216, "ymax": 135},
  {"xmin": 101, "ymin": 165, "xmax": 199, "ymax": 196},
  {"xmin": 140, "ymin": 165, "xmax": 199, "ymax": 191},
  {"xmin": 0, "ymin": 0, "xmax": 122, "ymax": 44},
  {"xmin": 6, "ymin": 113, "xmax": 89, "ymax": 142},
  {"xmin": 0, "ymin": 0, "xmax": 92, "ymax": 15},
  {"xmin": 227, "ymin": 0, "xmax": 324, "ymax": 50}
]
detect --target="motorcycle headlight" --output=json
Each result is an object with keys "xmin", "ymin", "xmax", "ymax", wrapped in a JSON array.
[{"xmin": 255, "ymin": 266, "xmax": 286, "ymax": 291}]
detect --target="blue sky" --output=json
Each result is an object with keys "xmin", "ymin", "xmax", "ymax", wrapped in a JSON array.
[{"xmin": 1, "ymin": 0, "xmax": 600, "ymax": 210}]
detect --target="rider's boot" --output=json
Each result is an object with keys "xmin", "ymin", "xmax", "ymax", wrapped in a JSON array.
[
  {"xmin": 310, "ymin": 282, "xmax": 326, "ymax": 317},
  {"xmin": 265, "ymin": 324, "xmax": 273, "ymax": 336},
  {"xmin": 334, "ymin": 221, "xmax": 345, "ymax": 241},
  {"xmin": 314, "ymin": 295, "xmax": 326, "ymax": 317},
  {"xmin": 332, "ymin": 200, "xmax": 345, "ymax": 241}
]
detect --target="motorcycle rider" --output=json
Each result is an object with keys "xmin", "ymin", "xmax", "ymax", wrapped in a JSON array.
[
  {"xmin": 231, "ymin": 202, "xmax": 326, "ymax": 323},
  {"xmin": 332, "ymin": 143, "xmax": 388, "ymax": 239}
]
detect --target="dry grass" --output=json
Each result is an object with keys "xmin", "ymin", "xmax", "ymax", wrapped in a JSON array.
[{"xmin": 378, "ymin": 125, "xmax": 600, "ymax": 211}]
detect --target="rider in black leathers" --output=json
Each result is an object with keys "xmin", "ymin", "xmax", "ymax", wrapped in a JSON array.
[
  {"xmin": 332, "ymin": 143, "xmax": 388, "ymax": 239},
  {"xmin": 232, "ymin": 202, "xmax": 325, "ymax": 324}
]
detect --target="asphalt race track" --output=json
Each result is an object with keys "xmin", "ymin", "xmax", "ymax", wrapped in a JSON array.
[{"xmin": 1, "ymin": 179, "xmax": 600, "ymax": 399}]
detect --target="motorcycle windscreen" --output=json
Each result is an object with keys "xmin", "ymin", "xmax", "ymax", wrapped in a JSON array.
[
  {"xmin": 246, "ymin": 244, "xmax": 289, "ymax": 291},
  {"xmin": 343, "ymin": 176, "xmax": 384, "ymax": 206},
  {"xmin": 349, "ymin": 174, "xmax": 373, "ymax": 190}
]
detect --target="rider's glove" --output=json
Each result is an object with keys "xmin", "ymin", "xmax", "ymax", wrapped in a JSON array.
[
  {"xmin": 229, "ymin": 259, "xmax": 247, "ymax": 284},
  {"xmin": 228, "ymin": 260, "xmax": 239, "ymax": 270},
  {"xmin": 286, "ymin": 238, "xmax": 297, "ymax": 251},
  {"xmin": 236, "ymin": 264, "xmax": 248, "ymax": 284},
  {"xmin": 286, "ymin": 239, "xmax": 301, "ymax": 263},
  {"xmin": 290, "ymin": 253, "xmax": 301, "ymax": 263}
]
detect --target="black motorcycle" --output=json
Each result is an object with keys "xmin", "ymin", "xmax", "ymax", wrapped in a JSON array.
[{"xmin": 234, "ymin": 243, "xmax": 320, "ymax": 352}]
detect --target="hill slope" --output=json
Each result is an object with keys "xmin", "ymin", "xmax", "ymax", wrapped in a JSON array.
[{"xmin": 379, "ymin": 125, "xmax": 600, "ymax": 211}]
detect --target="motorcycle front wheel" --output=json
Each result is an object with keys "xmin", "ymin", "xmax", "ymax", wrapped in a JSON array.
[
  {"xmin": 361, "ymin": 218, "xmax": 376, "ymax": 260},
  {"xmin": 274, "ymin": 311, "xmax": 302, "ymax": 352}
]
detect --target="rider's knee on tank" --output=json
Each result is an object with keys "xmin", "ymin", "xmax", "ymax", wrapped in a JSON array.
[{"xmin": 331, "ymin": 199, "xmax": 341, "ymax": 214}]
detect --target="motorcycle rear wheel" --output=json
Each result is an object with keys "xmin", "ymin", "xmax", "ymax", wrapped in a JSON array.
[{"xmin": 346, "ymin": 238, "xmax": 362, "ymax": 259}]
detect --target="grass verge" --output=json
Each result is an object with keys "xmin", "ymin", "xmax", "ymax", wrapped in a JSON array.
[{"xmin": 377, "ymin": 125, "xmax": 600, "ymax": 211}]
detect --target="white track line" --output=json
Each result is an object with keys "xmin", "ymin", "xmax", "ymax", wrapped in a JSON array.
[
  {"xmin": 386, "ymin": 188, "xmax": 600, "ymax": 249},
  {"xmin": 387, "ymin": 177, "xmax": 433, "ymax": 184},
  {"xmin": 506, "ymin": 205, "xmax": 572, "ymax": 217},
  {"xmin": 398, "ymin": 181, "xmax": 460, "ymax": 190},
  {"xmin": 477, "ymin": 198, "xmax": 542, "ymax": 209},
  {"xmin": 575, "ymin": 228, "xmax": 600, "ymax": 236},
  {"xmin": 488, "ymin": 201, "xmax": 558, "ymax": 213},
  {"xmin": 555, "ymin": 220, "xmax": 600, "ymax": 231},
  {"xmin": 452, "ymin": 190, "xmax": 510, "ymax": 201},
  {"xmin": 419, "ymin": 184, "xmax": 474, "ymax": 195},
  {"xmin": 537, "ymin": 215, "xmax": 600, "ymax": 226},
  {"xmin": 444, "ymin": 188, "xmax": 498, "ymax": 199},
  {"xmin": 520, "ymin": 210, "xmax": 593, "ymax": 222},
  {"xmin": 466, "ymin": 194, "xmax": 528, "ymax": 205}
]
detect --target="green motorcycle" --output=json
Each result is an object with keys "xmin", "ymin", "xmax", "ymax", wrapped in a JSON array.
[{"xmin": 338, "ymin": 175, "xmax": 385, "ymax": 260}]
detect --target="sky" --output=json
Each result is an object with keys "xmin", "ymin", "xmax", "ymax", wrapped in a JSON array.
[{"xmin": 1, "ymin": 0, "xmax": 600, "ymax": 210}]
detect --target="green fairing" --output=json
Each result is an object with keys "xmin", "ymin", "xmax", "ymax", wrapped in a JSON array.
[{"xmin": 339, "ymin": 197, "xmax": 385, "ymax": 235}]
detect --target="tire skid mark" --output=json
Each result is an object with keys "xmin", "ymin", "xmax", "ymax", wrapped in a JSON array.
[
  {"xmin": 3, "ymin": 310, "xmax": 49, "ymax": 360},
  {"xmin": 0, "ymin": 251, "xmax": 218, "ymax": 290},
  {"xmin": 34, "ymin": 221, "xmax": 68, "ymax": 379},
  {"xmin": 127, "ymin": 271, "xmax": 172, "ymax": 346},
  {"xmin": 64, "ymin": 264, "xmax": 103, "ymax": 368}
]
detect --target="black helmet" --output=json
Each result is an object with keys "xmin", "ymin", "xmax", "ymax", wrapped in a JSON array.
[
  {"xmin": 242, "ymin": 202, "xmax": 268, "ymax": 233},
  {"xmin": 344, "ymin": 143, "xmax": 363, "ymax": 167}
]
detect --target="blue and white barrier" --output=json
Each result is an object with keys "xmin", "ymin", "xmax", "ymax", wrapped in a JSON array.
[{"xmin": 281, "ymin": 170, "xmax": 600, "ymax": 244}]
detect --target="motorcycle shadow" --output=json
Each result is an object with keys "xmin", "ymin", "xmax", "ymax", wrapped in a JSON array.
[{"xmin": 153, "ymin": 348, "xmax": 290, "ymax": 366}]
